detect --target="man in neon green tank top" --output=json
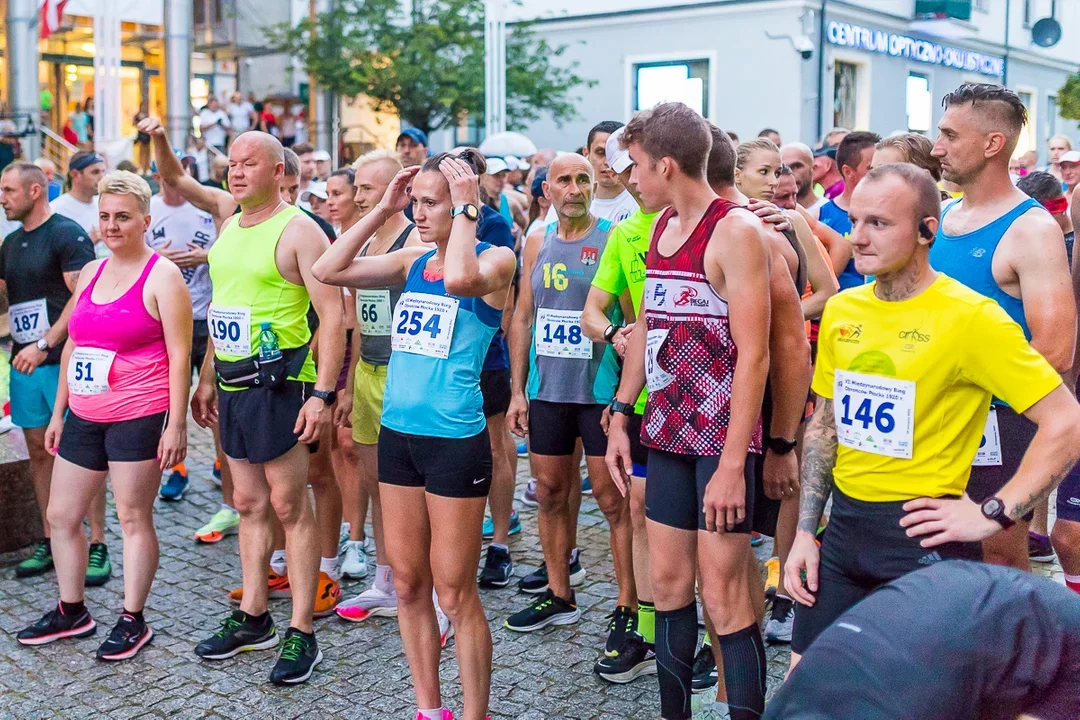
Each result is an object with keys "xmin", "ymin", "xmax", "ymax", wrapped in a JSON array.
[{"xmin": 188, "ymin": 131, "xmax": 345, "ymax": 686}]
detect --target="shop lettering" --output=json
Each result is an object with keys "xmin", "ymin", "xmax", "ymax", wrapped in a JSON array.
[{"xmin": 826, "ymin": 20, "xmax": 1004, "ymax": 77}]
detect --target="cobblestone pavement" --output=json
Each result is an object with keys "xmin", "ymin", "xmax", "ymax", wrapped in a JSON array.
[{"xmin": 0, "ymin": 420, "xmax": 1064, "ymax": 719}]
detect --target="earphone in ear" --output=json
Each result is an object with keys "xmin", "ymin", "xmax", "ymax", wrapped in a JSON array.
[{"xmin": 918, "ymin": 220, "xmax": 933, "ymax": 240}]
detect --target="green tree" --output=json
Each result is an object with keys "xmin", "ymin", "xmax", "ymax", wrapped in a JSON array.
[
  {"xmin": 1059, "ymin": 73, "xmax": 1080, "ymax": 127},
  {"xmin": 264, "ymin": 0, "xmax": 594, "ymax": 136}
]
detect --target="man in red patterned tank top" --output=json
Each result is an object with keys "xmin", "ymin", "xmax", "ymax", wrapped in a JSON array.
[{"xmin": 605, "ymin": 102, "xmax": 771, "ymax": 720}]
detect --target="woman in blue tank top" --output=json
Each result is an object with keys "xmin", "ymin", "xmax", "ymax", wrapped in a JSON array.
[{"xmin": 312, "ymin": 149, "xmax": 516, "ymax": 720}]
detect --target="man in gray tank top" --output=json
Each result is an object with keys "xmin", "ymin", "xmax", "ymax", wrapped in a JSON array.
[{"xmin": 505, "ymin": 154, "xmax": 651, "ymax": 680}]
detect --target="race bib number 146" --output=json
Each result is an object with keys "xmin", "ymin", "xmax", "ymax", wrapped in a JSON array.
[{"xmin": 834, "ymin": 370, "xmax": 915, "ymax": 459}]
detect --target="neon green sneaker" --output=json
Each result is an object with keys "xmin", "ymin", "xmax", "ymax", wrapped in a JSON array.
[
  {"xmin": 85, "ymin": 543, "xmax": 112, "ymax": 586},
  {"xmin": 194, "ymin": 507, "xmax": 241, "ymax": 544},
  {"xmin": 16, "ymin": 539, "xmax": 53, "ymax": 578}
]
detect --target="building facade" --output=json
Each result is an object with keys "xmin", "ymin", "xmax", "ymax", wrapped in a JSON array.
[{"xmin": 506, "ymin": 0, "xmax": 1080, "ymax": 159}]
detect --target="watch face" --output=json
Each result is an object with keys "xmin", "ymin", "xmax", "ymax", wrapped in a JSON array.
[{"xmin": 983, "ymin": 498, "xmax": 1003, "ymax": 517}]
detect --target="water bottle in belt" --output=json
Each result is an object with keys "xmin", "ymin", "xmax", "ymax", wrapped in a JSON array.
[{"xmin": 258, "ymin": 322, "xmax": 281, "ymax": 363}]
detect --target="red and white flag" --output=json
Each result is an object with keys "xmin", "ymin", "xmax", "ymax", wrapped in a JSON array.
[{"xmin": 40, "ymin": 0, "xmax": 69, "ymax": 40}]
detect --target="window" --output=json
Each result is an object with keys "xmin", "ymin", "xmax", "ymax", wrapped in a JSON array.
[
  {"xmin": 633, "ymin": 59, "xmax": 709, "ymax": 117},
  {"xmin": 973, "ymin": 0, "xmax": 988, "ymax": 11},
  {"xmin": 833, "ymin": 61, "xmax": 858, "ymax": 130},
  {"xmin": 906, "ymin": 73, "xmax": 932, "ymax": 133},
  {"xmin": 1016, "ymin": 90, "xmax": 1035, "ymax": 156},
  {"xmin": 1023, "ymin": 0, "xmax": 1032, "ymax": 28},
  {"xmin": 1048, "ymin": 95, "xmax": 1058, "ymax": 137}
]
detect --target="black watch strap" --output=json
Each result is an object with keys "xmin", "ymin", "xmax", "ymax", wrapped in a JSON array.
[
  {"xmin": 981, "ymin": 496, "xmax": 1015, "ymax": 530},
  {"xmin": 766, "ymin": 436, "xmax": 798, "ymax": 455},
  {"xmin": 311, "ymin": 389, "xmax": 338, "ymax": 405},
  {"xmin": 603, "ymin": 323, "xmax": 623, "ymax": 343},
  {"xmin": 610, "ymin": 400, "xmax": 634, "ymax": 417}
]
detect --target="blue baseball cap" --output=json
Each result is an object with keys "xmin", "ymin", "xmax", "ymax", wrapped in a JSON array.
[
  {"xmin": 151, "ymin": 149, "xmax": 191, "ymax": 174},
  {"xmin": 531, "ymin": 168, "xmax": 548, "ymax": 200},
  {"xmin": 397, "ymin": 127, "xmax": 428, "ymax": 147}
]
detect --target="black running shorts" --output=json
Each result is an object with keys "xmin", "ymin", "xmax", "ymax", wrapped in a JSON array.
[
  {"xmin": 480, "ymin": 368, "xmax": 511, "ymax": 418},
  {"xmin": 528, "ymin": 400, "xmax": 607, "ymax": 457},
  {"xmin": 58, "ymin": 410, "xmax": 169, "ymax": 472},
  {"xmin": 644, "ymin": 448, "xmax": 756, "ymax": 533},
  {"xmin": 218, "ymin": 381, "xmax": 315, "ymax": 465},
  {"xmin": 191, "ymin": 320, "xmax": 209, "ymax": 376},
  {"xmin": 790, "ymin": 487, "xmax": 982, "ymax": 655},
  {"xmin": 378, "ymin": 426, "xmax": 493, "ymax": 498},
  {"xmin": 966, "ymin": 405, "xmax": 1036, "ymax": 521},
  {"xmin": 627, "ymin": 412, "xmax": 648, "ymax": 477}
]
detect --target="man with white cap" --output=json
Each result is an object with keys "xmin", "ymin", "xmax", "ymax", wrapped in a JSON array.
[
  {"xmin": 301, "ymin": 182, "xmax": 333, "ymax": 226},
  {"xmin": 1059, "ymin": 150, "xmax": 1080, "ymax": 197},
  {"xmin": 312, "ymin": 150, "xmax": 332, "ymax": 182}
]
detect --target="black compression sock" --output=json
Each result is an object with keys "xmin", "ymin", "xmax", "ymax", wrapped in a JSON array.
[
  {"xmin": 59, "ymin": 600, "xmax": 85, "ymax": 617},
  {"xmin": 122, "ymin": 608, "xmax": 144, "ymax": 623},
  {"xmin": 244, "ymin": 610, "xmax": 270, "ymax": 625},
  {"xmin": 718, "ymin": 623, "xmax": 767, "ymax": 719},
  {"xmin": 655, "ymin": 602, "xmax": 697, "ymax": 720}
]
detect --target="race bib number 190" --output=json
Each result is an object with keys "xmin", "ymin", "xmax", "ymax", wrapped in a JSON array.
[
  {"xmin": 834, "ymin": 370, "xmax": 915, "ymax": 459},
  {"xmin": 391, "ymin": 293, "xmax": 458, "ymax": 360},
  {"xmin": 208, "ymin": 305, "xmax": 252, "ymax": 356},
  {"xmin": 8, "ymin": 298, "xmax": 50, "ymax": 345}
]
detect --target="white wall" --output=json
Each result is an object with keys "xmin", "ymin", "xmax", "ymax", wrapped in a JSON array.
[{"xmin": 65, "ymin": 0, "xmax": 163, "ymax": 25}]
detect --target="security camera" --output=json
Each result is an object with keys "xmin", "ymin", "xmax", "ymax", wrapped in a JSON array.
[{"xmin": 793, "ymin": 35, "xmax": 814, "ymax": 60}]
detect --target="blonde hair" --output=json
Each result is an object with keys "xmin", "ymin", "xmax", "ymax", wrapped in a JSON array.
[
  {"xmin": 98, "ymin": 171, "xmax": 151, "ymax": 215},
  {"xmin": 735, "ymin": 137, "xmax": 780, "ymax": 170},
  {"xmin": 353, "ymin": 149, "xmax": 403, "ymax": 172},
  {"xmin": 876, "ymin": 133, "xmax": 942, "ymax": 181},
  {"xmin": 1050, "ymin": 134, "xmax": 1073, "ymax": 151}
]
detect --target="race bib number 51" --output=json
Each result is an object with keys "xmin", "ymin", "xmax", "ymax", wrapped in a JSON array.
[
  {"xmin": 391, "ymin": 293, "xmax": 458, "ymax": 359},
  {"xmin": 208, "ymin": 305, "xmax": 251, "ymax": 356},
  {"xmin": 68, "ymin": 347, "xmax": 115, "ymax": 395},
  {"xmin": 834, "ymin": 370, "xmax": 915, "ymax": 459}
]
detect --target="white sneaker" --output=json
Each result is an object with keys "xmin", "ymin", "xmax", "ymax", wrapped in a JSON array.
[
  {"xmin": 341, "ymin": 539, "xmax": 369, "ymax": 579},
  {"xmin": 335, "ymin": 584, "xmax": 398, "ymax": 622},
  {"xmin": 338, "ymin": 522, "xmax": 351, "ymax": 555}
]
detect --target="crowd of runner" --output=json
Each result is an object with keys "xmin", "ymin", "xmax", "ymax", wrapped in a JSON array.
[{"xmin": 3, "ymin": 80, "xmax": 1080, "ymax": 719}]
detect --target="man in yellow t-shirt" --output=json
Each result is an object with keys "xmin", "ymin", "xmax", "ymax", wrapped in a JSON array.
[{"xmin": 784, "ymin": 163, "xmax": 1080, "ymax": 667}]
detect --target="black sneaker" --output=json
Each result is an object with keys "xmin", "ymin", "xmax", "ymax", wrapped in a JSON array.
[
  {"xmin": 17, "ymin": 603, "xmax": 96, "ymax": 646},
  {"xmin": 478, "ymin": 545, "xmax": 514, "ymax": 588},
  {"xmin": 97, "ymin": 614, "xmax": 153, "ymax": 661},
  {"xmin": 691, "ymin": 643, "xmax": 718, "ymax": 694},
  {"xmin": 504, "ymin": 589, "xmax": 580, "ymax": 632},
  {"xmin": 269, "ymin": 627, "xmax": 322, "ymax": 685},
  {"xmin": 195, "ymin": 610, "xmax": 279, "ymax": 660},
  {"xmin": 595, "ymin": 635, "xmax": 657, "ymax": 684},
  {"xmin": 517, "ymin": 550, "xmax": 587, "ymax": 594},
  {"xmin": 603, "ymin": 605, "xmax": 637, "ymax": 656}
]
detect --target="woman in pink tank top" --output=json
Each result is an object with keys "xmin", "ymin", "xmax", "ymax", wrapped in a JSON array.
[{"xmin": 17, "ymin": 172, "xmax": 192, "ymax": 663}]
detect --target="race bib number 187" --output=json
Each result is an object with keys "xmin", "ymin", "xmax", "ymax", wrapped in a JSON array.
[
  {"xmin": 391, "ymin": 293, "xmax": 458, "ymax": 360},
  {"xmin": 834, "ymin": 370, "xmax": 915, "ymax": 459},
  {"xmin": 8, "ymin": 298, "xmax": 50, "ymax": 345}
]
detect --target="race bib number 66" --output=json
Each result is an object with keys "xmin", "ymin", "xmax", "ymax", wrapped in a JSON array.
[{"xmin": 834, "ymin": 370, "xmax": 915, "ymax": 459}]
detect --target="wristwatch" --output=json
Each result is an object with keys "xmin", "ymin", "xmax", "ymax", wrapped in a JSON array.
[
  {"xmin": 980, "ymin": 496, "xmax": 1015, "ymax": 529},
  {"xmin": 603, "ymin": 323, "xmax": 624, "ymax": 343},
  {"xmin": 451, "ymin": 204, "xmax": 480, "ymax": 221},
  {"xmin": 35, "ymin": 338, "xmax": 49, "ymax": 352},
  {"xmin": 766, "ymin": 436, "xmax": 797, "ymax": 455},
  {"xmin": 610, "ymin": 400, "xmax": 634, "ymax": 417},
  {"xmin": 311, "ymin": 389, "xmax": 338, "ymax": 406}
]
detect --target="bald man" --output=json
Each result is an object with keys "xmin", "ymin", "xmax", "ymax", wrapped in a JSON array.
[
  {"xmin": 781, "ymin": 142, "xmax": 822, "ymax": 211},
  {"xmin": 504, "ymin": 154, "xmax": 644, "ymax": 673},
  {"xmin": 184, "ymin": 129, "xmax": 344, "ymax": 685}
]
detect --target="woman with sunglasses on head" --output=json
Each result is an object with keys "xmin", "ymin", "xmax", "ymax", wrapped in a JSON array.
[{"xmin": 313, "ymin": 150, "xmax": 515, "ymax": 720}]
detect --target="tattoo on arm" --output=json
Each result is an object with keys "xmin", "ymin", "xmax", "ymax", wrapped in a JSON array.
[
  {"xmin": 798, "ymin": 399, "xmax": 837, "ymax": 533},
  {"xmin": 1010, "ymin": 449, "xmax": 1080, "ymax": 520},
  {"xmin": 64, "ymin": 271, "xmax": 80, "ymax": 292}
]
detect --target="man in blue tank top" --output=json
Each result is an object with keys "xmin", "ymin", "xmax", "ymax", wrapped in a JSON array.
[
  {"xmin": 814, "ymin": 132, "xmax": 880, "ymax": 290},
  {"xmin": 931, "ymin": 82, "xmax": 1077, "ymax": 572}
]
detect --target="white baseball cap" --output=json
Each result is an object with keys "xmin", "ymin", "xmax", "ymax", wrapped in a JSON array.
[
  {"xmin": 485, "ymin": 157, "xmax": 510, "ymax": 175},
  {"xmin": 302, "ymin": 181, "xmax": 328, "ymax": 201},
  {"xmin": 312, "ymin": 150, "xmax": 331, "ymax": 162},
  {"xmin": 606, "ymin": 127, "xmax": 632, "ymax": 174},
  {"xmin": 1061, "ymin": 151, "xmax": 1080, "ymax": 164}
]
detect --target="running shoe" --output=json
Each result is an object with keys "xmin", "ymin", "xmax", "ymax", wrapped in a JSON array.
[
  {"xmin": 437, "ymin": 604, "xmax": 454, "ymax": 647},
  {"xmin": 505, "ymin": 589, "xmax": 580, "ymax": 632},
  {"xmin": 340, "ymin": 539, "xmax": 369, "ymax": 579},
  {"xmin": 313, "ymin": 572, "xmax": 342, "ymax": 618},
  {"xmin": 212, "ymin": 457, "xmax": 222, "ymax": 487},
  {"xmin": 96, "ymin": 614, "xmax": 153, "ymax": 661},
  {"xmin": 765, "ymin": 595, "xmax": 795, "ymax": 644},
  {"xmin": 15, "ymin": 539, "xmax": 53, "ymax": 578},
  {"xmin": 594, "ymin": 635, "xmax": 656, "ymax": 684},
  {"xmin": 750, "ymin": 531, "xmax": 765, "ymax": 547},
  {"xmin": 478, "ymin": 545, "xmax": 514, "ymax": 588},
  {"xmin": 415, "ymin": 711, "xmax": 454, "ymax": 720},
  {"xmin": 338, "ymin": 522, "xmax": 351, "ymax": 556},
  {"xmin": 159, "ymin": 464, "xmax": 188, "ymax": 501},
  {"xmin": 481, "ymin": 510, "xmax": 522, "ymax": 540},
  {"xmin": 194, "ymin": 507, "xmax": 240, "ymax": 543},
  {"xmin": 603, "ymin": 605, "xmax": 637, "ymax": 656},
  {"xmin": 691, "ymin": 643, "xmax": 718, "ymax": 694},
  {"xmin": 194, "ymin": 610, "xmax": 278, "ymax": 660},
  {"xmin": 764, "ymin": 556, "xmax": 780, "ymax": 601},
  {"xmin": 516, "ymin": 438, "xmax": 528, "ymax": 457},
  {"xmin": 517, "ymin": 550, "xmax": 586, "ymax": 594},
  {"xmin": 581, "ymin": 476, "xmax": 593, "ymax": 495},
  {"xmin": 520, "ymin": 478, "xmax": 538, "ymax": 508},
  {"xmin": 270, "ymin": 628, "xmax": 322, "ymax": 685},
  {"xmin": 228, "ymin": 570, "xmax": 292, "ymax": 604},
  {"xmin": 336, "ymin": 585, "xmax": 399, "ymax": 622},
  {"xmin": 17, "ymin": 603, "xmax": 96, "ymax": 646},
  {"xmin": 85, "ymin": 543, "xmax": 112, "ymax": 587},
  {"xmin": 1029, "ymin": 532, "xmax": 1056, "ymax": 563}
]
